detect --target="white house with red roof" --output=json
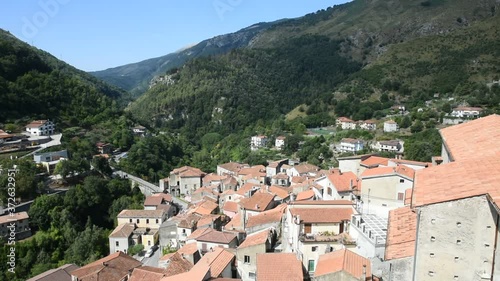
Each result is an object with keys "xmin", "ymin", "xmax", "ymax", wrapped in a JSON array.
[
  {"xmin": 25, "ymin": 120, "xmax": 55, "ymax": 136},
  {"xmin": 315, "ymin": 169, "xmax": 359, "ymax": 201},
  {"xmin": 339, "ymin": 138, "xmax": 364, "ymax": 153},
  {"xmin": 360, "ymin": 165, "xmax": 415, "ymax": 218},
  {"xmin": 336, "ymin": 117, "xmax": 357, "ymax": 130},
  {"xmin": 161, "ymin": 166, "xmax": 206, "ymax": 196},
  {"xmin": 450, "ymin": 106, "xmax": 483, "ymax": 118},
  {"xmin": 359, "ymin": 120, "xmax": 377, "ymax": 131},
  {"xmin": 383, "ymin": 120, "xmax": 399, "ymax": 132},
  {"xmin": 250, "ymin": 135, "xmax": 268, "ymax": 151}
]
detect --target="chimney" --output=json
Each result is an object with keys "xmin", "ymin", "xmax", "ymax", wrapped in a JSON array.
[
  {"xmin": 350, "ymin": 179, "xmax": 353, "ymax": 190},
  {"xmin": 241, "ymin": 207, "xmax": 247, "ymax": 230}
]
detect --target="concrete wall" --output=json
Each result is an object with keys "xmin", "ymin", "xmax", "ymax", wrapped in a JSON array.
[
  {"xmin": 180, "ymin": 176, "xmax": 202, "ymax": 195},
  {"xmin": 361, "ymin": 175, "xmax": 412, "ymax": 218},
  {"xmin": 237, "ymin": 243, "xmax": 267, "ymax": 281},
  {"xmin": 440, "ymin": 143, "xmax": 453, "ymax": 164},
  {"xmin": 415, "ymin": 195, "xmax": 497, "ymax": 280},
  {"xmin": 117, "ymin": 216, "xmax": 164, "ymax": 229},
  {"xmin": 109, "ymin": 237, "xmax": 130, "ymax": 254},
  {"xmin": 373, "ymin": 257, "xmax": 413, "ymax": 281},
  {"xmin": 300, "ymin": 241, "xmax": 344, "ymax": 273},
  {"xmin": 314, "ymin": 271, "xmax": 359, "ymax": 281},
  {"xmin": 339, "ymin": 158, "xmax": 363, "ymax": 177}
]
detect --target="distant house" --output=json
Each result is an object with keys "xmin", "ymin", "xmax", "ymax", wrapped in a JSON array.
[
  {"xmin": 372, "ymin": 140, "xmax": 404, "ymax": 153},
  {"xmin": 96, "ymin": 142, "xmax": 113, "ymax": 155},
  {"xmin": 251, "ymin": 135, "xmax": 268, "ymax": 151},
  {"xmin": 257, "ymin": 253, "xmax": 303, "ymax": 281},
  {"xmin": 236, "ymin": 229, "xmax": 273, "ymax": 280},
  {"xmin": 108, "ymin": 223, "xmax": 136, "ymax": 254},
  {"xmin": 26, "ymin": 120, "xmax": 55, "ymax": 136},
  {"xmin": 450, "ymin": 106, "xmax": 483, "ymax": 118},
  {"xmin": 359, "ymin": 120, "xmax": 377, "ymax": 131},
  {"xmin": 275, "ymin": 136, "xmax": 286, "ymax": 150},
  {"xmin": 339, "ymin": 138, "xmax": 364, "ymax": 153},
  {"xmin": 34, "ymin": 150, "xmax": 69, "ymax": 174},
  {"xmin": 336, "ymin": 117, "xmax": 356, "ymax": 130},
  {"xmin": 0, "ymin": 130, "xmax": 14, "ymax": 144},
  {"xmin": 315, "ymin": 169, "xmax": 359, "ymax": 200},
  {"xmin": 185, "ymin": 228, "xmax": 238, "ymax": 254},
  {"xmin": 132, "ymin": 125, "xmax": 146, "ymax": 135},
  {"xmin": 160, "ymin": 166, "xmax": 206, "ymax": 196},
  {"xmin": 0, "ymin": 212, "xmax": 31, "ymax": 240},
  {"xmin": 391, "ymin": 105, "xmax": 405, "ymax": 113},
  {"xmin": 217, "ymin": 162, "xmax": 249, "ymax": 176},
  {"xmin": 117, "ymin": 209, "xmax": 168, "ymax": 229},
  {"xmin": 383, "ymin": 120, "xmax": 399, "ymax": 132}
]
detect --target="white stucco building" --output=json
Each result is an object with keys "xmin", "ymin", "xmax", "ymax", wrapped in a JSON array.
[
  {"xmin": 339, "ymin": 138, "xmax": 364, "ymax": 153},
  {"xmin": 26, "ymin": 120, "xmax": 55, "ymax": 136},
  {"xmin": 383, "ymin": 120, "xmax": 399, "ymax": 132}
]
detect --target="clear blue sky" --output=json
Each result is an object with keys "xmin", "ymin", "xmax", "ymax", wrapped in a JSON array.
[{"xmin": 0, "ymin": 1, "xmax": 349, "ymax": 71}]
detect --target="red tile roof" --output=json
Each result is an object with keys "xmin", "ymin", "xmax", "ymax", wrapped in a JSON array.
[
  {"xmin": 129, "ymin": 266, "xmax": 166, "ymax": 281},
  {"xmin": 267, "ymin": 185, "xmax": 290, "ymax": 199},
  {"xmin": 171, "ymin": 166, "xmax": 206, "ymax": 177},
  {"xmin": 326, "ymin": 169, "xmax": 359, "ymax": 192},
  {"xmin": 295, "ymin": 189, "xmax": 315, "ymax": 201},
  {"xmin": 27, "ymin": 264, "xmax": 79, "ymax": 281},
  {"xmin": 290, "ymin": 207, "xmax": 353, "ymax": 224},
  {"xmin": 109, "ymin": 223, "xmax": 135, "ymax": 238},
  {"xmin": 162, "ymin": 253, "xmax": 193, "ymax": 277},
  {"xmin": 190, "ymin": 199, "xmax": 218, "ymax": 215},
  {"xmin": 293, "ymin": 163, "xmax": 320, "ymax": 175},
  {"xmin": 361, "ymin": 165, "xmax": 415, "ymax": 180},
  {"xmin": 223, "ymin": 201, "xmax": 239, "ymax": 213},
  {"xmin": 188, "ymin": 228, "xmax": 237, "ymax": 245},
  {"xmin": 236, "ymin": 182, "xmax": 262, "ymax": 196},
  {"xmin": 360, "ymin": 156, "xmax": 390, "ymax": 168},
  {"xmin": 239, "ymin": 192, "xmax": 275, "ymax": 212},
  {"xmin": 198, "ymin": 247, "xmax": 235, "ymax": 278},
  {"xmin": 338, "ymin": 117, "xmax": 354, "ymax": 123},
  {"xmin": 238, "ymin": 229, "xmax": 270, "ymax": 249},
  {"xmin": 315, "ymin": 249, "xmax": 371, "ymax": 279},
  {"xmin": 341, "ymin": 138, "xmax": 362, "ymax": 144},
  {"xmin": 177, "ymin": 242, "xmax": 199, "ymax": 255},
  {"xmin": 26, "ymin": 120, "xmax": 49, "ymax": 128},
  {"xmin": 196, "ymin": 214, "xmax": 221, "ymax": 228},
  {"xmin": 218, "ymin": 162, "xmax": 249, "ymax": 174},
  {"xmin": 70, "ymin": 252, "xmax": 142, "ymax": 281},
  {"xmin": 0, "ymin": 212, "xmax": 29, "ymax": 224},
  {"xmin": 412, "ymin": 156, "xmax": 500, "ymax": 207},
  {"xmin": 440, "ymin": 114, "xmax": 499, "ymax": 161},
  {"xmin": 256, "ymin": 253, "xmax": 303, "ymax": 281},
  {"xmin": 118, "ymin": 209, "xmax": 166, "ymax": 219},
  {"xmin": 289, "ymin": 200, "xmax": 354, "ymax": 206},
  {"xmin": 247, "ymin": 204, "xmax": 287, "ymax": 228},
  {"xmin": 385, "ymin": 207, "xmax": 417, "ymax": 260},
  {"xmin": 404, "ymin": 188, "xmax": 412, "ymax": 206}
]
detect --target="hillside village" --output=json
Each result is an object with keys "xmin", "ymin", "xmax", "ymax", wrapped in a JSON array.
[{"xmin": 18, "ymin": 114, "xmax": 500, "ymax": 281}]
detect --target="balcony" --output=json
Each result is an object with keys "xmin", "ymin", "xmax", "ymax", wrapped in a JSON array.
[{"xmin": 299, "ymin": 232, "xmax": 356, "ymax": 246}]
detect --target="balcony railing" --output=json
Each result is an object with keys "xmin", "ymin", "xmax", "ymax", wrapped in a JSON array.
[{"xmin": 299, "ymin": 232, "xmax": 356, "ymax": 246}]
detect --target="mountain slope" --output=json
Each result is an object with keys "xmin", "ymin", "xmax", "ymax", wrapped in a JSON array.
[
  {"xmin": 128, "ymin": 0, "xmax": 500, "ymax": 140},
  {"xmin": 90, "ymin": 21, "xmax": 279, "ymax": 96},
  {"xmin": 0, "ymin": 29, "xmax": 125, "ymax": 127}
]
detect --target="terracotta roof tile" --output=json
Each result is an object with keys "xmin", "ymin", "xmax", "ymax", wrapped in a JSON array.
[
  {"xmin": 361, "ymin": 165, "xmax": 415, "ymax": 180},
  {"xmin": 388, "ymin": 159, "xmax": 431, "ymax": 168},
  {"xmin": 239, "ymin": 192, "xmax": 275, "ymax": 212},
  {"xmin": 223, "ymin": 201, "xmax": 239, "ymax": 213},
  {"xmin": 289, "ymin": 208, "xmax": 353, "ymax": 224},
  {"xmin": 70, "ymin": 252, "xmax": 142, "ymax": 281},
  {"xmin": 27, "ymin": 264, "xmax": 79, "ymax": 281},
  {"xmin": 341, "ymin": 138, "xmax": 362, "ymax": 144},
  {"xmin": 0, "ymin": 212, "xmax": 29, "ymax": 224},
  {"xmin": 315, "ymin": 249, "xmax": 371, "ymax": 279},
  {"xmin": 267, "ymin": 185, "xmax": 290, "ymax": 199},
  {"xmin": 177, "ymin": 243, "xmax": 199, "ymax": 255},
  {"xmin": 326, "ymin": 169, "xmax": 359, "ymax": 192},
  {"xmin": 238, "ymin": 229, "xmax": 270, "ymax": 249},
  {"xmin": 289, "ymin": 200, "xmax": 354, "ymax": 206},
  {"xmin": 412, "ymin": 156, "xmax": 500, "ymax": 207},
  {"xmin": 162, "ymin": 253, "xmax": 193, "ymax": 277},
  {"xmin": 171, "ymin": 166, "xmax": 206, "ymax": 177},
  {"xmin": 293, "ymin": 163, "xmax": 320, "ymax": 175},
  {"xmin": 26, "ymin": 120, "xmax": 49, "ymax": 128},
  {"xmin": 256, "ymin": 253, "xmax": 303, "ymax": 281},
  {"xmin": 236, "ymin": 182, "xmax": 263, "ymax": 196},
  {"xmin": 198, "ymin": 247, "xmax": 235, "ymax": 278},
  {"xmin": 404, "ymin": 189, "xmax": 412, "ymax": 206},
  {"xmin": 247, "ymin": 204, "xmax": 287, "ymax": 228},
  {"xmin": 218, "ymin": 162, "xmax": 249, "ymax": 174},
  {"xmin": 360, "ymin": 156, "xmax": 390, "ymax": 168},
  {"xmin": 385, "ymin": 207, "xmax": 417, "ymax": 260},
  {"xmin": 109, "ymin": 223, "xmax": 135, "ymax": 238},
  {"xmin": 188, "ymin": 228, "xmax": 236, "ymax": 244},
  {"xmin": 440, "ymin": 114, "xmax": 499, "ymax": 161},
  {"xmin": 129, "ymin": 266, "xmax": 166, "ymax": 281},
  {"xmin": 337, "ymin": 117, "xmax": 354, "ymax": 123},
  {"xmin": 197, "ymin": 214, "xmax": 221, "ymax": 227},
  {"xmin": 118, "ymin": 209, "xmax": 166, "ymax": 219},
  {"xmin": 295, "ymin": 189, "xmax": 315, "ymax": 201}
]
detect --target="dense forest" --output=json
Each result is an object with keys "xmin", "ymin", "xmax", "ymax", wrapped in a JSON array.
[{"xmin": 0, "ymin": 29, "xmax": 126, "ymax": 127}]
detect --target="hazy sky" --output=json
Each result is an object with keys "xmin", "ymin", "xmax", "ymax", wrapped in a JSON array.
[{"xmin": 0, "ymin": 1, "xmax": 349, "ymax": 71}]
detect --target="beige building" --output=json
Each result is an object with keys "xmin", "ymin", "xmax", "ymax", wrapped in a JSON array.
[
  {"xmin": 117, "ymin": 209, "xmax": 167, "ymax": 229},
  {"xmin": 0, "ymin": 212, "xmax": 31, "ymax": 240},
  {"xmin": 236, "ymin": 229, "xmax": 273, "ymax": 281},
  {"xmin": 160, "ymin": 166, "xmax": 206, "ymax": 196},
  {"xmin": 360, "ymin": 165, "xmax": 415, "ymax": 218}
]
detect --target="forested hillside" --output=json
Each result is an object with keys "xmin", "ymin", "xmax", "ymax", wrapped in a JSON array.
[
  {"xmin": 129, "ymin": 35, "xmax": 360, "ymax": 139},
  {"xmin": 0, "ymin": 29, "xmax": 126, "ymax": 127}
]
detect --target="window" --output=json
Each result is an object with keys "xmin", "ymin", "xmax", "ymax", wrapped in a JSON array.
[
  {"xmin": 146, "ymin": 219, "xmax": 150, "ymax": 224},
  {"xmin": 428, "ymin": 271, "xmax": 435, "ymax": 276},
  {"xmin": 129, "ymin": 219, "xmax": 132, "ymax": 223},
  {"xmin": 194, "ymin": 184, "xmax": 197, "ymax": 189},
  {"xmin": 229, "ymin": 196, "xmax": 232, "ymax": 200},
  {"xmin": 116, "ymin": 241, "xmax": 119, "ymax": 247},
  {"xmin": 431, "ymin": 219, "xmax": 436, "ymax": 224},
  {"xmin": 244, "ymin": 255, "xmax": 251, "ymax": 264},
  {"xmin": 400, "ymin": 179, "xmax": 404, "ymax": 183},
  {"xmin": 312, "ymin": 246, "xmax": 317, "ymax": 252},
  {"xmin": 429, "ymin": 253, "xmax": 435, "ymax": 258},
  {"xmin": 308, "ymin": 260, "xmax": 315, "ymax": 272},
  {"xmin": 430, "ymin": 236, "xmax": 436, "ymax": 242},
  {"xmin": 456, "ymin": 222, "xmax": 461, "ymax": 227},
  {"xmin": 454, "ymin": 257, "xmax": 459, "ymax": 262},
  {"xmin": 156, "ymin": 219, "xmax": 159, "ymax": 224},
  {"xmin": 456, "ymin": 240, "xmax": 462, "ymax": 245},
  {"xmin": 182, "ymin": 229, "xmax": 186, "ymax": 233},
  {"xmin": 249, "ymin": 272, "xmax": 256, "ymax": 279},
  {"xmin": 148, "ymin": 240, "xmax": 151, "ymax": 246},
  {"xmin": 397, "ymin": 192, "xmax": 404, "ymax": 201}
]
